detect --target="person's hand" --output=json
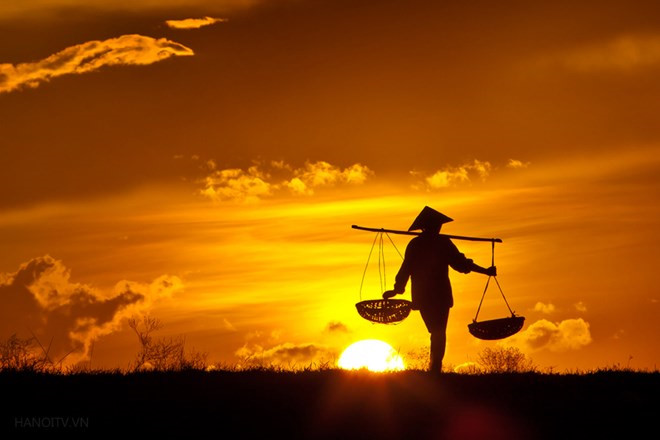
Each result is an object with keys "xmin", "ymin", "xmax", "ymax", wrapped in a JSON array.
[
  {"xmin": 382, "ymin": 290, "xmax": 398, "ymax": 299},
  {"xmin": 486, "ymin": 266, "xmax": 497, "ymax": 277}
]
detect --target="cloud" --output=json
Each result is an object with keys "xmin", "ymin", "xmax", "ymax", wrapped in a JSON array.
[
  {"xmin": 507, "ymin": 159, "xmax": 531, "ymax": 169},
  {"xmin": 544, "ymin": 34, "xmax": 660, "ymax": 72},
  {"xmin": 533, "ymin": 302, "xmax": 556, "ymax": 314},
  {"xmin": 574, "ymin": 301, "xmax": 588, "ymax": 312},
  {"xmin": 414, "ymin": 159, "xmax": 491, "ymax": 190},
  {"xmin": 200, "ymin": 160, "xmax": 373, "ymax": 202},
  {"xmin": 508, "ymin": 318, "xmax": 592, "ymax": 352},
  {"xmin": 0, "ymin": 34, "xmax": 194, "ymax": 94},
  {"xmin": 284, "ymin": 161, "xmax": 373, "ymax": 195},
  {"xmin": 221, "ymin": 318, "xmax": 238, "ymax": 332},
  {"xmin": 235, "ymin": 342, "xmax": 337, "ymax": 366},
  {"xmin": 324, "ymin": 321, "xmax": 349, "ymax": 333},
  {"xmin": 0, "ymin": 256, "xmax": 182, "ymax": 364},
  {"xmin": 201, "ymin": 166, "xmax": 273, "ymax": 203},
  {"xmin": 613, "ymin": 329, "xmax": 626, "ymax": 340},
  {"xmin": 166, "ymin": 16, "xmax": 227, "ymax": 29}
]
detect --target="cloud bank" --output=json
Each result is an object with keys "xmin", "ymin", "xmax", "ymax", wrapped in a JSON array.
[
  {"xmin": 166, "ymin": 16, "xmax": 227, "ymax": 29},
  {"xmin": 235, "ymin": 342, "xmax": 337, "ymax": 367},
  {"xmin": 0, "ymin": 34, "xmax": 194, "ymax": 94},
  {"xmin": 201, "ymin": 160, "xmax": 373, "ymax": 202},
  {"xmin": 508, "ymin": 318, "xmax": 592, "ymax": 352},
  {"xmin": 0, "ymin": 256, "xmax": 182, "ymax": 364}
]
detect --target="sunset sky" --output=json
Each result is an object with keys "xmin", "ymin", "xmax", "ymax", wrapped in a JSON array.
[{"xmin": 1, "ymin": 0, "xmax": 659, "ymax": 372}]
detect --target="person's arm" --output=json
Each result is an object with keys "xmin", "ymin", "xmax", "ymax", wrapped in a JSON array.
[
  {"xmin": 448, "ymin": 239, "xmax": 497, "ymax": 276},
  {"xmin": 469, "ymin": 261, "xmax": 497, "ymax": 276}
]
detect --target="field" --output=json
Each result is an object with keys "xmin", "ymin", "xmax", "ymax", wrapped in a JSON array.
[{"xmin": 2, "ymin": 369, "xmax": 658, "ymax": 439}]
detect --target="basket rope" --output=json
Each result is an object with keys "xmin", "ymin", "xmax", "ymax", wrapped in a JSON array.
[
  {"xmin": 385, "ymin": 231, "xmax": 404, "ymax": 260},
  {"xmin": 359, "ymin": 231, "xmax": 404, "ymax": 302},
  {"xmin": 359, "ymin": 232, "xmax": 380, "ymax": 302},
  {"xmin": 473, "ymin": 241, "xmax": 515, "ymax": 321},
  {"xmin": 378, "ymin": 232, "xmax": 385, "ymax": 294},
  {"xmin": 469, "ymin": 241, "xmax": 525, "ymax": 339},
  {"xmin": 357, "ymin": 231, "xmax": 409, "ymax": 324}
]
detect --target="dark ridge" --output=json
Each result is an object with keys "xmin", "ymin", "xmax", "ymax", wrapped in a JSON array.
[{"xmin": 2, "ymin": 369, "xmax": 658, "ymax": 439}]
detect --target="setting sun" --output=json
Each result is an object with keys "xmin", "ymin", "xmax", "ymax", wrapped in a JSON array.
[{"xmin": 337, "ymin": 340, "xmax": 405, "ymax": 372}]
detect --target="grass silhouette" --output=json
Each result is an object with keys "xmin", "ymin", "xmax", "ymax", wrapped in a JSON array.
[
  {"xmin": 2, "ymin": 367, "xmax": 657, "ymax": 439},
  {"xmin": 2, "ymin": 329, "xmax": 657, "ymax": 438}
]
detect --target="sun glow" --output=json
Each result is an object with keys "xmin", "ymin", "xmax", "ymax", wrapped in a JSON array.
[{"xmin": 337, "ymin": 339, "xmax": 405, "ymax": 372}]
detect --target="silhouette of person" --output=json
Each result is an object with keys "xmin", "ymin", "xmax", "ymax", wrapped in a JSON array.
[{"xmin": 382, "ymin": 206, "xmax": 496, "ymax": 374}]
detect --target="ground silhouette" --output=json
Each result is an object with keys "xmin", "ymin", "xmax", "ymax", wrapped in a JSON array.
[{"xmin": 3, "ymin": 369, "xmax": 657, "ymax": 439}]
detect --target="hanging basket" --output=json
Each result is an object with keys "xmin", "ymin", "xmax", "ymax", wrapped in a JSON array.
[
  {"xmin": 468, "ymin": 315, "xmax": 525, "ymax": 340},
  {"xmin": 356, "ymin": 299, "xmax": 412, "ymax": 324}
]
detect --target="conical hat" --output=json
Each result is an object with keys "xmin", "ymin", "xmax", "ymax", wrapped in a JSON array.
[{"xmin": 408, "ymin": 206, "xmax": 453, "ymax": 231}]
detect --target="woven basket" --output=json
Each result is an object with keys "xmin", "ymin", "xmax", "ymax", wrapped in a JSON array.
[
  {"xmin": 356, "ymin": 299, "xmax": 413, "ymax": 324},
  {"xmin": 468, "ymin": 316, "xmax": 525, "ymax": 340}
]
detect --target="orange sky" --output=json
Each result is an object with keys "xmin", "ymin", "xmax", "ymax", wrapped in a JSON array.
[{"xmin": 1, "ymin": 0, "xmax": 659, "ymax": 371}]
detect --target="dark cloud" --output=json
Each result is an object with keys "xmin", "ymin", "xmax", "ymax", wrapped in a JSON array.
[
  {"xmin": 0, "ymin": 255, "xmax": 182, "ymax": 364},
  {"xmin": 0, "ymin": 1, "xmax": 253, "ymax": 21},
  {"xmin": 324, "ymin": 321, "xmax": 349, "ymax": 333}
]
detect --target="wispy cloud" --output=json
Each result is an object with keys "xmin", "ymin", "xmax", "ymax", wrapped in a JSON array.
[
  {"xmin": 0, "ymin": 34, "xmax": 193, "ymax": 94},
  {"xmin": 221, "ymin": 318, "xmax": 238, "ymax": 332},
  {"xmin": 542, "ymin": 34, "xmax": 660, "ymax": 72},
  {"xmin": 165, "ymin": 16, "xmax": 227, "ymax": 29},
  {"xmin": 574, "ymin": 301, "xmax": 588, "ymax": 312},
  {"xmin": 507, "ymin": 159, "xmax": 531, "ymax": 169},
  {"xmin": 0, "ymin": 256, "xmax": 182, "ymax": 364},
  {"xmin": 200, "ymin": 160, "xmax": 373, "ymax": 202},
  {"xmin": 508, "ymin": 318, "xmax": 592, "ymax": 352}
]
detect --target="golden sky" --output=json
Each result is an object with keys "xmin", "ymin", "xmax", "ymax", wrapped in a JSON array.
[{"xmin": 1, "ymin": 0, "xmax": 659, "ymax": 371}]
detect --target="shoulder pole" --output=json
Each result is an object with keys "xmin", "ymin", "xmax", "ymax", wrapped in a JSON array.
[{"xmin": 351, "ymin": 225, "xmax": 502, "ymax": 243}]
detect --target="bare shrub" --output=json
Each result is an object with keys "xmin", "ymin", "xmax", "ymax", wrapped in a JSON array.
[
  {"xmin": 404, "ymin": 347, "xmax": 431, "ymax": 371},
  {"xmin": 0, "ymin": 334, "xmax": 49, "ymax": 372},
  {"xmin": 477, "ymin": 346, "xmax": 536, "ymax": 373},
  {"xmin": 128, "ymin": 316, "xmax": 208, "ymax": 372},
  {"xmin": 179, "ymin": 348, "xmax": 208, "ymax": 370}
]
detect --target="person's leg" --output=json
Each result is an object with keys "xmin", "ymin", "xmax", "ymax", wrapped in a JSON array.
[
  {"xmin": 420, "ymin": 307, "xmax": 450, "ymax": 373},
  {"xmin": 429, "ymin": 330, "xmax": 446, "ymax": 372}
]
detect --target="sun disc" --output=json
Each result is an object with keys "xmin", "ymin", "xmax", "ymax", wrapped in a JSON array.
[{"xmin": 338, "ymin": 339, "xmax": 405, "ymax": 372}]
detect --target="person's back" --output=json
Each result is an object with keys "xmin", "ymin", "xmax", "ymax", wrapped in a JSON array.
[{"xmin": 395, "ymin": 233, "xmax": 472, "ymax": 310}]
